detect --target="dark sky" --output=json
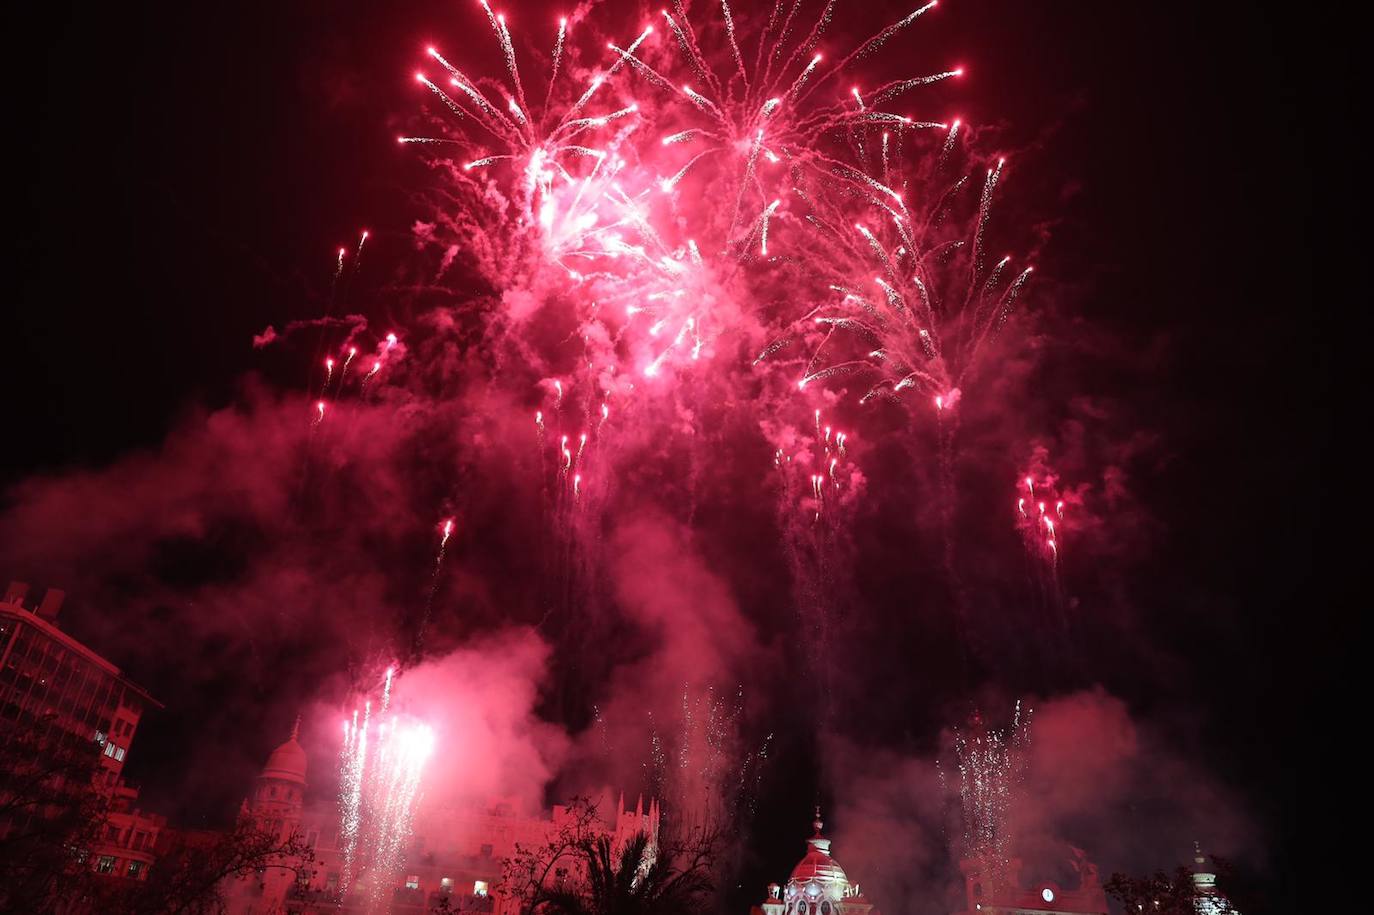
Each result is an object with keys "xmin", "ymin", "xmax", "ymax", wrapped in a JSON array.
[{"xmin": 7, "ymin": 2, "xmax": 1323, "ymax": 913}]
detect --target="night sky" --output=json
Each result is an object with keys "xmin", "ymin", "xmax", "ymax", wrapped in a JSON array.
[{"xmin": 6, "ymin": 2, "xmax": 1323, "ymax": 913}]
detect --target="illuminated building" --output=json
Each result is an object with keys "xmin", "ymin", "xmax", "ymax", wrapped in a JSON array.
[
  {"xmin": 953, "ymin": 849, "xmax": 1106, "ymax": 915},
  {"xmin": 222, "ymin": 721, "xmax": 311, "ymax": 913},
  {"xmin": 1190, "ymin": 846, "xmax": 1241, "ymax": 915},
  {"xmin": 224, "ymin": 734, "xmax": 659, "ymax": 914},
  {"xmin": 750, "ymin": 809, "xmax": 880, "ymax": 915},
  {"xmin": 745, "ymin": 812, "xmax": 1110, "ymax": 915},
  {"xmin": 0, "ymin": 581, "xmax": 165, "ymax": 884}
]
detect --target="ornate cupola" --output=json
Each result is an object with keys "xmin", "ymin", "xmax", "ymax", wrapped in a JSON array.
[
  {"xmin": 756, "ymin": 808, "xmax": 877, "ymax": 915},
  {"xmin": 250, "ymin": 716, "xmax": 308, "ymax": 839}
]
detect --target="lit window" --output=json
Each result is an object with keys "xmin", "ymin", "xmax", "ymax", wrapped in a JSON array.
[
  {"xmin": 127, "ymin": 861, "xmax": 143, "ymax": 879},
  {"xmin": 96, "ymin": 855, "xmax": 117, "ymax": 874},
  {"xmin": 473, "ymin": 881, "xmax": 489, "ymax": 897},
  {"xmin": 440, "ymin": 878, "xmax": 454, "ymax": 895},
  {"xmin": 1041, "ymin": 887, "xmax": 1055, "ymax": 903},
  {"xmin": 406, "ymin": 875, "xmax": 420, "ymax": 890},
  {"xmin": 113, "ymin": 746, "xmax": 125, "ymax": 762},
  {"xmin": 94, "ymin": 730, "xmax": 107, "ymax": 745},
  {"xmin": 103, "ymin": 742, "xmax": 117, "ymax": 758}
]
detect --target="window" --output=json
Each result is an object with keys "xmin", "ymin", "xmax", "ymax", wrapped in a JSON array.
[
  {"xmin": 473, "ymin": 881, "xmax": 489, "ymax": 897},
  {"xmin": 113, "ymin": 746, "xmax": 125, "ymax": 762},
  {"xmin": 405, "ymin": 875, "xmax": 420, "ymax": 890},
  {"xmin": 103, "ymin": 742, "xmax": 117, "ymax": 758},
  {"xmin": 480, "ymin": 843, "xmax": 494, "ymax": 857},
  {"xmin": 127, "ymin": 861, "xmax": 143, "ymax": 879},
  {"xmin": 96, "ymin": 855, "xmax": 117, "ymax": 874},
  {"xmin": 326, "ymin": 872, "xmax": 339, "ymax": 890}
]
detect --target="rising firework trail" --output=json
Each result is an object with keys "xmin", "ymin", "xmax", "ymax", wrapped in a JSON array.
[{"xmin": 410, "ymin": 518, "xmax": 455, "ymax": 660}]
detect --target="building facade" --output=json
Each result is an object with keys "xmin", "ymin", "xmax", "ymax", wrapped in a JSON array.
[
  {"xmin": 0, "ymin": 581, "xmax": 165, "ymax": 888},
  {"xmin": 225, "ymin": 731, "xmax": 660, "ymax": 915},
  {"xmin": 953, "ymin": 852, "xmax": 1107, "ymax": 915}
]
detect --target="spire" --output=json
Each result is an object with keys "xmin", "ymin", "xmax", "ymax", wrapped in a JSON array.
[
  {"xmin": 812, "ymin": 804, "xmax": 824, "ymax": 837},
  {"xmin": 1191, "ymin": 841, "xmax": 1218, "ymax": 893},
  {"xmin": 290, "ymin": 714, "xmax": 301, "ymax": 741}
]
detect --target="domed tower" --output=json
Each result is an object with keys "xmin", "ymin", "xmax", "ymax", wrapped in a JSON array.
[
  {"xmin": 250, "ymin": 717, "xmax": 308, "ymax": 842},
  {"xmin": 1192, "ymin": 844, "xmax": 1241, "ymax": 915},
  {"xmin": 759, "ymin": 808, "xmax": 877, "ymax": 915}
]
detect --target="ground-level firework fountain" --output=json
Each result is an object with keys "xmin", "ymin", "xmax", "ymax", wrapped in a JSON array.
[
  {"xmin": 338, "ymin": 666, "xmax": 436, "ymax": 910},
  {"xmin": 949, "ymin": 701, "xmax": 1032, "ymax": 898}
]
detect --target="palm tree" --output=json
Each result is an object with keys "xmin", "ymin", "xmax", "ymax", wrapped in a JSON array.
[{"xmin": 536, "ymin": 832, "xmax": 712, "ymax": 915}]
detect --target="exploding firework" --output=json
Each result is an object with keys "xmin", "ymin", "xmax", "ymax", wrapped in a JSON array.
[
  {"xmin": 397, "ymin": 0, "xmax": 1037, "ymax": 563},
  {"xmin": 401, "ymin": 0, "xmax": 1000, "ymax": 413},
  {"xmin": 761, "ymin": 152, "xmax": 1034, "ymax": 411},
  {"xmin": 339, "ymin": 666, "xmax": 436, "ymax": 910}
]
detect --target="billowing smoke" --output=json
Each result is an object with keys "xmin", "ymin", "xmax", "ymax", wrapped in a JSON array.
[{"xmin": 823, "ymin": 689, "xmax": 1258, "ymax": 915}]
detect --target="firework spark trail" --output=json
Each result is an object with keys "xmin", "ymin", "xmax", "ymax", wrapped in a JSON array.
[
  {"xmin": 338, "ymin": 671, "xmax": 435, "ymax": 910},
  {"xmin": 337, "ymin": 345, "xmax": 358, "ymax": 390},
  {"xmin": 765, "ymin": 404, "xmax": 861, "ymax": 722},
  {"xmin": 411, "ymin": 518, "xmax": 455, "ymax": 660},
  {"xmin": 645, "ymin": 685, "xmax": 771, "ymax": 841},
  {"xmin": 947, "ymin": 701, "xmax": 1033, "ymax": 894},
  {"xmin": 1014, "ymin": 455, "xmax": 1085, "ymax": 622},
  {"xmin": 760, "ymin": 146, "xmax": 1031, "ymax": 412},
  {"xmin": 339, "ymin": 702, "xmax": 370, "ymax": 894}
]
